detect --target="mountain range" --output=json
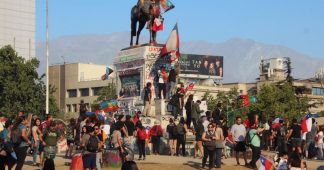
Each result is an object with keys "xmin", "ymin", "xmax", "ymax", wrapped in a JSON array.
[{"xmin": 36, "ymin": 32, "xmax": 324, "ymax": 83}]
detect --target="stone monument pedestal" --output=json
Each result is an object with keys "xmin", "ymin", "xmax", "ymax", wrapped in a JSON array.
[{"xmin": 154, "ymin": 99, "xmax": 166, "ymax": 117}]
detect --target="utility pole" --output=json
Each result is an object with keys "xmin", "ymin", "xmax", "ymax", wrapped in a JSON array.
[{"xmin": 46, "ymin": 0, "xmax": 49, "ymax": 114}]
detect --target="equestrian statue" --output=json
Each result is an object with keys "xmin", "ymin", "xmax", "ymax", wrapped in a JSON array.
[{"xmin": 130, "ymin": 0, "xmax": 174, "ymax": 46}]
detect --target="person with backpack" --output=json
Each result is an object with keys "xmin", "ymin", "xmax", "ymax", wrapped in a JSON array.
[
  {"xmin": 166, "ymin": 118, "xmax": 177, "ymax": 156},
  {"xmin": 202, "ymin": 123, "xmax": 217, "ymax": 169},
  {"xmin": 81, "ymin": 126, "xmax": 99, "ymax": 170},
  {"xmin": 149, "ymin": 121, "xmax": 163, "ymax": 155},
  {"xmin": 42, "ymin": 121, "xmax": 63, "ymax": 167},
  {"xmin": 136, "ymin": 121, "xmax": 147, "ymax": 160},
  {"xmin": 11, "ymin": 116, "xmax": 31, "ymax": 170},
  {"xmin": 143, "ymin": 82, "xmax": 152, "ymax": 117},
  {"xmin": 0, "ymin": 119, "xmax": 17, "ymax": 170},
  {"xmin": 65, "ymin": 118, "xmax": 76, "ymax": 158},
  {"xmin": 176, "ymin": 117, "xmax": 188, "ymax": 156},
  {"xmin": 276, "ymin": 119, "xmax": 288, "ymax": 155},
  {"xmin": 246, "ymin": 121, "xmax": 264, "ymax": 169},
  {"xmin": 169, "ymin": 88, "xmax": 182, "ymax": 119},
  {"xmin": 191, "ymin": 100, "xmax": 204, "ymax": 131}
]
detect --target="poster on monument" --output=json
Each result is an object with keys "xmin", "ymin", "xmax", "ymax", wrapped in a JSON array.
[
  {"xmin": 178, "ymin": 54, "xmax": 224, "ymax": 79},
  {"xmin": 119, "ymin": 75, "xmax": 141, "ymax": 97}
]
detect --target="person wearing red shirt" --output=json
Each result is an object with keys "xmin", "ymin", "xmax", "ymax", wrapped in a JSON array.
[{"xmin": 149, "ymin": 121, "xmax": 163, "ymax": 155}]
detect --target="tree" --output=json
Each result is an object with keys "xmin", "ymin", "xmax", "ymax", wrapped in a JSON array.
[
  {"xmin": 251, "ymin": 83, "xmax": 310, "ymax": 120},
  {"xmin": 92, "ymin": 82, "xmax": 117, "ymax": 110},
  {"xmin": 96, "ymin": 83, "xmax": 117, "ymax": 101},
  {"xmin": 284, "ymin": 57, "xmax": 293, "ymax": 84},
  {"xmin": 0, "ymin": 45, "xmax": 59, "ymax": 117}
]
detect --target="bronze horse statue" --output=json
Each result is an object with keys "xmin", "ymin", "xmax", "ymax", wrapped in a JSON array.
[{"xmin": 130, "ymin": 0, "xmax": 161, "ymax": 46}]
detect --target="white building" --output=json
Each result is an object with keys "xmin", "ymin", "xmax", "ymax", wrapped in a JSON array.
[{"xmin": 0, "ymin": 0, "xmax": 35, "ymax": 59}]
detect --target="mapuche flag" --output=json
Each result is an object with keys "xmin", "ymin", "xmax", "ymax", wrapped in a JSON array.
[
  {"xmin": 160, "ymin": 0, "xmax": 175, "ymax": 12},
  {"xmin": 160, "ymin": 23, "xmax": 180, "ymax": 61}
]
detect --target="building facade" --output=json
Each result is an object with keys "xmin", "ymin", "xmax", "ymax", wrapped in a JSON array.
[
  {"xmin": 0, "ymin": 0, "xmax": 35, "ymax": 59},
  {"xmin": 49, "ymin": 63, "xmax": 113, "ymax": 114}
]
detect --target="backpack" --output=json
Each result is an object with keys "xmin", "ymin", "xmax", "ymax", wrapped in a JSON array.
[
  {"xmin": 66, "ymin": 126, "xmax": 74, "ymax": 141},
  {"xmin": 86, "ymin": 135, "xmax": 98, "ymax": 152},
  {"xmin": 172, "ymin": 124, "xmax": 178, "ymax": 136},
  {"xmin": 278, "ymin": 126, "xmax": 286, "ymax": 137},
  {"xmin": 11, "ymin": 127, "xmax": 22, "ymax": 147},
  {"xmin": 137, "ymin": 128, "xmax": 147, "ymax": 140},
  {"xmin": 184, "ymin": 101, "xmax": 191, "ymax": 111},
  {"xmin": 177, "ymin": 124, "xmax": 185, "ymax": 135}
]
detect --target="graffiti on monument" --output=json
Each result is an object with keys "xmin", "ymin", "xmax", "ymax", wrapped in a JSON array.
[
  {"xmin": 145, "ymin": 46, "xmax": 162, "ymax": 60},
  {"xmin": 119, "ymin": 74, "xmax": 141, "ymax": 97},
  {"xmin": 115, "ymin": 59, "xmax": 145, "ymax": 70}
]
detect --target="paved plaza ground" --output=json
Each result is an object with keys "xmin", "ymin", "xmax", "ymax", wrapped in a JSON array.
[{"xmin": 20, "ymin": 152, "xmax": 323, "ymax": 170}]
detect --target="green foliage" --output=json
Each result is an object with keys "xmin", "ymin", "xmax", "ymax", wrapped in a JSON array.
[
  {"xmin": 92, "ymin": 82, "xmax": 117, "ymax": 110},
  {"xmin": 96, "ymin": 83, "xmax": 117, "ymax": 101},
  {"xmin": 205, "ymin": 87, "xmax": 241, "ymax": 111},
  {"xmin": 0, "ymin": 45, "xmax": 59, "ymax": 117},
  {"xmin": 251, "ymin": 83, "xmax": 310, "ymax": 121}
]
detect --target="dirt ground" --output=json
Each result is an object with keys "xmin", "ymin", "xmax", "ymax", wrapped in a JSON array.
[{"xmin": 21, "ymin": 153, "xmax": 324, "ymax": 170}]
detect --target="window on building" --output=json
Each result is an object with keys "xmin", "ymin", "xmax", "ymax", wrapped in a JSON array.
[
  {"xmin": 73, "ymin": 104, "xmax": 77, "ymax": 112},
  {"xmin": 67, "ymin": 89, "xmax": 77, "ymax": 98},
  {"xmin": 312, "ymin": 87, "xmax": 324, "ymax": 96},
  {"xmin": 92, "ymin": 87, "xmax": 103, "ymax": 96},
  {"xmin": 80, "ymin": 88, "xmax": 89, "ymax": 97},
  {"xmin": 66, "ymin": 104, "xmax": 71, "ymax": 112}
]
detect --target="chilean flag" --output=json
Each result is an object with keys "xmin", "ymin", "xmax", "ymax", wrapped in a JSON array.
[
  {"xmin": 272, "ymin": 117, "xmax": 283, "ymax": 129},
  {"xmin": 160, "ymin": 23, "xmax": 180, "ymax": 61},
  {"xmin": 259, "ymin": 155, "xmax": 273, "ymax": 170},
  {"xmin": 301, "ymin": 113, "xmax": 312, "ymax": 134}
]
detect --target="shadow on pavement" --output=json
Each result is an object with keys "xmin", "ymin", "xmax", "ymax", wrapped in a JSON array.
[{"xmin": 183, "ymin": 161, "xmax": 201, "ymax": 169}]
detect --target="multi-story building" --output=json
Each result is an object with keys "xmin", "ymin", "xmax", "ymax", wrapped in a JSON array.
[
  {"xmin": 49, "ymin": 63, "xmax": 113, "ymax": 114},
  {"xmin": 0, "ymin": 0, "xmax": 35, "ymax": 59}
]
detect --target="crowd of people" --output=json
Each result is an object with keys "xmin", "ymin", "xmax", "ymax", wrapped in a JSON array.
[{"xmin": 1, "ymin": 100, "xmax": 323, "ymax": 170}]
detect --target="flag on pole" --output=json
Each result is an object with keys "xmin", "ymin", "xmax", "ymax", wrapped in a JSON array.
[
  {"xmin": 160, "ymin": 0, "xmax": 175, "ymax": 12},
  {"xmin": 152, "ymin": 17, "xmax": 164, "ymax": 32},
  {"xmin": 160, "ymin": 23, "xmax": 180, "ymax": 60},
  {"xmin": 101, "ymin": 67, "xmax": 114, "ymax": 80},
  {"xmin": 301, "ymin": 113, "xmax": 312, "ymax": 134},
  {"xmin": 259, "ymin": 155, "xmax": 273, "ymax": 170}
]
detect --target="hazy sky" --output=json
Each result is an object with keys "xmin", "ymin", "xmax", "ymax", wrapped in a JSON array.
[{"xmin": 36, "ymin": 0, "xmax": 324, "ymax": 58}]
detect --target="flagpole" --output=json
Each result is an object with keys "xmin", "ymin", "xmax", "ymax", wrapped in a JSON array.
[{"xmin": 46, "ymin": 0, "xmax": 49, "ymax": 114}]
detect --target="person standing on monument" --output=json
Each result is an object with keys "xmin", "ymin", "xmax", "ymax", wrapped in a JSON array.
[
  {"xmin": 143, "ymin": 82, "xmax": 152, "ymax": 117},
  {"xmin": 158, "ymin": 66, "xmax": 168, "ymax": 99},
  {"xmin": 168, "ymin": 66, "xmax": 177, "ymax": 98},
  {"xmin": 79, "ymin": 100, "xmax": 88, "ymax": 118}
]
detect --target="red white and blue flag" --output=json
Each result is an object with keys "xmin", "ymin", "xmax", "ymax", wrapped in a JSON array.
[
  {"xmin": 160, "ymin": 23, "xmax": 180, "ymax": 62},
  {"xmin": 301, "ymin": 113, "xmax": 312, "ymax": 134},
  {"xmin": 259, "ymin": 155, "xmax": 273, "ymax": 170}
]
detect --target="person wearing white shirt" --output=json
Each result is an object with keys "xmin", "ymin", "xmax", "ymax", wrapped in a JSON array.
[{"xmin": 231, "ymin": 116, "xmax": 248, "ymax": 166}]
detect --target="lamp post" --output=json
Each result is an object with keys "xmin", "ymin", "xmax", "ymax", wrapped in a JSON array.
[{"xmin": 45, "ymin": 0, "xmax": 49, "ymax": 114}]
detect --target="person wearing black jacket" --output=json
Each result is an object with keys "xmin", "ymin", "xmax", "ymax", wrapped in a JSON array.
[
  {"xmin": 212, "ymin": 103, "xmax": 222, "ymax": 124},
  {"xmin": 185, "ymin": 95, "xmax": 194, "ymax": 129},
  {"xmin": 168, "ymin": 67, "xmax": 177, "ymax": 97}
]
